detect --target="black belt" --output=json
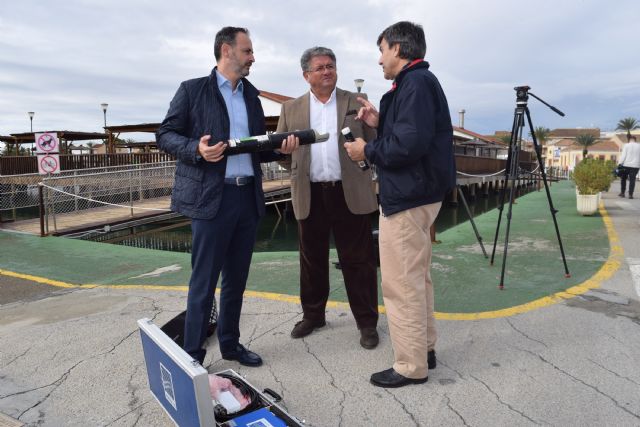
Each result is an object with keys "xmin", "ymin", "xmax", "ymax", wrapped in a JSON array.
[
  {"xmin": 311, "ymin": 180, "xmax": 342, "ymax": 188},
  {"xmin": 224, "ymin": 176, "xmax": 254, "ymax": 186}
]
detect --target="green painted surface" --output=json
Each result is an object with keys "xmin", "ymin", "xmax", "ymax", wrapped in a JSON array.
[{"xmin": 0, "ymin": 181, "xmax": 609, "ymax": 313}]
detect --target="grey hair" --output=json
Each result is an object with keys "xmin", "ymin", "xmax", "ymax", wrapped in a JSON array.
[
  {"xmin": 300, "ymin": 46, "xmax": 336, "ymax": 71},
  {"xmin": 377, "ymin": 21, "xmax": 426, "ymax": 61}
]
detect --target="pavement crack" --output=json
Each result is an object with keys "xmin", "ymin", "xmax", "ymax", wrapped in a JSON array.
[
  {"xmin": 3, "ymin": 346, "xmax": 31, "ymax": 367},
  {"xmin": 126, "ymin": 364, "xmax": 142, "ymax": 411},
  {"xmin": 470, "ymin": 374, "xmax": 541, "ymax": 425},
  {"xmin": 246, "ymin": 312, "xmax": 302, "ymax": 345},
  {"xmin": 1, "ymin": 326, "xmax": 140, "ymax": 419},
  {"xmin": 302, "ymin": 338, "xmax": 346, "ymax": 426},
  {"xmin": 438, "ymin": 360, "xmax": 465, "ymax": 380},
  {"xmin": 602, "ymin": 332, "xmax": 631, "ymax": 354},
  {"xmin": 265, "ymin": 362, "xmax": 288, "ymax": 411},
  {"xmin": 588, "ymin": 358, "xmax": 640, "ymax": 387},
  {"xmin": 505, "ymin": 318, "xmax": 548, "ymax": 348},
  {"xmin": 104, "ymin": 399, "xmax": 152, "ymax": 426},
  {"xmin": 516, "ymin": 347, "xmax": 640, "ymax": 420},
  {"xmin": 382, "ymin": 389, "xmax": 419, "ymax": 426},
  {"xmin": 443, "ymin": 393, "xmax": 470, "ymax": 426},
  {"xmin": 12, "ymin": 358, "xmax": 84, "ymax": 420}
]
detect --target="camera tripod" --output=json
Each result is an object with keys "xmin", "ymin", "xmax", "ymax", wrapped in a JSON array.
[{"xmin": 490, "ymin": 86, "xmax": 571, "ymax": 289}]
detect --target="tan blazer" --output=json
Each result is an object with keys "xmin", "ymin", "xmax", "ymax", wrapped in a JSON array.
[{"xmin": 276, "ymin": 88, "xmax": 378, "ymax": 220}]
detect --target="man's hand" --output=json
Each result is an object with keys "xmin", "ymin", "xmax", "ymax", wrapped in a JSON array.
[
  {"xmin": 344, "ymin": 137, "xmax": 367, "ymax": 162},
  {"xmin": 276, "ymin": 134, "xmax": 299, "ymax": 154},
  {"xmin": 198, "ymin": 135, "xmax": 226, "ymax": 162},
  {"xmin": 356, "ymin": 97, "xmax": 379, "ymax": 128}
]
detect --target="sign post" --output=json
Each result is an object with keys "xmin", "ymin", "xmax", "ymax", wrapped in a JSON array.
[{"xmin": 35, "ymin": 132, "xmax": 61, "ymax": 175}]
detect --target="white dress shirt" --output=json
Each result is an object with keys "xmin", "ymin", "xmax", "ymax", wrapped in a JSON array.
[
  {"xmin": 309, "ymin": 89, "xmax": 341, "ymax": 182},
  {"xmin": 620, "ymin": 141, "xmax": 640, "ymax": 168}
]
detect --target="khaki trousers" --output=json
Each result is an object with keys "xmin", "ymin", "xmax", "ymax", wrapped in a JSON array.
[{"xmin": 379, "ymin": 202, "xmax": 442, "ymax": 379}]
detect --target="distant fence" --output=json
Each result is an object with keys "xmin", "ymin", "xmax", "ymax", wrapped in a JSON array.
[{"xmin": 0, "ymin": 152, "xmax": 175, "ymax": 176}]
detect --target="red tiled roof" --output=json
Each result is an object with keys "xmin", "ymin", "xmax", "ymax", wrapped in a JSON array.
[
  {"xmin": 259, "ymin": 90, "xmax": 293, "ymax": 103},
  {"xmin": 566, "ymin": 139, "xmax": 619, "ymax": 152},
  {"xmin": 549, "ymin": 128, "xmax": 600, "ymax": 138},
  {"xmin": 453, "ymin": 126, "xmax": 501, "ymax": 144}
]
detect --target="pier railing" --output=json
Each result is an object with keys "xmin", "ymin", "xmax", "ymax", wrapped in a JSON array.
[
  {"xmin": 0, "ymin": 152, "xmax": 175, "ymax": 176},
  {"xmin": 2, "ymin": 161, "xmax": 287, "ymax": 235}
]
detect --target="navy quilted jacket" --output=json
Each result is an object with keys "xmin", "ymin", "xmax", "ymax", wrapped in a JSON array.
[{"xmin": 157, "ymin": 68, "xmax": 280, "ymax": 219}]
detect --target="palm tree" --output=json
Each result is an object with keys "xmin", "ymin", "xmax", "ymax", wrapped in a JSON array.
[
  {"xmin": 576, "ymin": 133, "xmax": 597, "ymax": 158},
  {"xmin": 616, "ymin": 117, "xmax": 639, "ymax": 141},
  {"xmin": 530, "ymin": 126, "xmax": 551, "ymax": 146}
]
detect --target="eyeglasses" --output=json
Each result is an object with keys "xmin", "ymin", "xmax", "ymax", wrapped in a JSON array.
[{"xmin": 309, "ymin": 64, "xmax": 336, "ymax": 73}]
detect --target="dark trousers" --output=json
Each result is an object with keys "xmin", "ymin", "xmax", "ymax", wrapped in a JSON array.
[
  {"xmin": 298, "ymin": 181, "xmax": 378, "ymax": 329},
  {"xmin": 620, "ymin": 167, "xmax": 639, "ymax": 196},
  {"xmin": 184, "ymin": 184, "xmax": 259, "ymax": 363}
]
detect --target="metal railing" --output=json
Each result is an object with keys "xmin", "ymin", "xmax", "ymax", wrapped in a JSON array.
[
  {"xmin": 0, "ymin": 162, "xmax": 177, "ymax": 221},
  {"xmin": 15, "ymin": 161, "xmax": 289, "ymax": 235}
]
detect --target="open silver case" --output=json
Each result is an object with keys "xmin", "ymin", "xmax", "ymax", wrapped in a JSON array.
[{"xmin": 138, "ymin": 318, "xmax": 304, "ymax": 427}]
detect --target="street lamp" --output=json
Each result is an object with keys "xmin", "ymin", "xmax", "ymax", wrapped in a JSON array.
[
  {"xmin": 354, "ymin": 79, "xmax": 364, "ymax": 93},
  {"xmin": 28, "ymin": 112, "xmax": 35, "ymax": 155},
  {"xmin": 100, "ymin": 103, "xmax": 108, "ymax": 128}
]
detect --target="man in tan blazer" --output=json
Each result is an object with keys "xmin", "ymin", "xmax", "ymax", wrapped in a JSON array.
[{"xmin": 277, "ymin": 46, "xmax": 380, "ymax": 348}]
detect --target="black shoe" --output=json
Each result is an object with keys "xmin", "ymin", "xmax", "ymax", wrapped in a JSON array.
[
  {"xmin": 428, "ymin": 350, "xmax": 436, "ymax": 370},
  {"xmin": 291, "ymin": 319, "xmax": 326, "ymax": 338},
  {"xmin": 618, "ymin": 193, "xmax": 625, "ymax": 198},
  {"xmin": 630, "ymin": 195, "xmax": 634, "ymax": 199},
  {"xmin": 370, "ymin": 368, "xmax": 428, "ymax": 388},
  {"xmin": 221, "ymin": 344, "xmax": 263, "ymax": 367},
  {"xmin": 359, "ymin": 328, "xmax": 379, "ymax": 349}
]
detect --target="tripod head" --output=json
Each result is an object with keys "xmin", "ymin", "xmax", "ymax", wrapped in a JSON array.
[
  {"xmin": 515, "ymin": 86, "xmax": 531, "ymax": 105},
  {"xmin": 514, "ymin": 85, "xmax": 565, "ymax": 117}
]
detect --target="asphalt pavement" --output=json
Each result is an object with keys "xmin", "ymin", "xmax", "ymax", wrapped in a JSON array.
[{"xmin": 1, "ymin": 182, "xmax": 639, "ymax": 426}]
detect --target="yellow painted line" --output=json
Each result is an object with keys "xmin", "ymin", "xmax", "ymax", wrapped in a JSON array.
[
  {"xmin": 435, "ymin": 201, "xmax": 622, "ymax": 320},
  {"xmin": 0, "ymin": 201, "xmax": 622, "ymax": 321}
]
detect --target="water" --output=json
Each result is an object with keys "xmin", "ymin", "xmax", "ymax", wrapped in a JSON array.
[{"xmin": 83, "ymin": 186, "xmax": 535, "ymax": 253}]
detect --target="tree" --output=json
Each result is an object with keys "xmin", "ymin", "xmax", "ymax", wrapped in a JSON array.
[
  {"xmin": 616, "ymin": 117, "xmax": 639, "ymax": 141},
  {"xmin": 85, "ymin": 142, "xmax": 97, "ymax": 155},
  {"xmin": 576, "ymin": 133, "xmax": 597, "ymax": 158},
  {"xmin": 530, "ymin": 126, "xmax": 551, "ymax": 146},
  {"xmin": 497, "ymin": 133, "xmax": 512, "ymax": 145}
]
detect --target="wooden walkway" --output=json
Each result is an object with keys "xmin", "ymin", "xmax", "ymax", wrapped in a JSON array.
[{"xmin": 1, "ymin": 179, "xmax": 291, "ymax": 236}]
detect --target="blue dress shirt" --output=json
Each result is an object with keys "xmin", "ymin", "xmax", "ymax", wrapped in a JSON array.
[{"xmin": 216, "ymin": 70, "xmax": 254, "ymax": 178}]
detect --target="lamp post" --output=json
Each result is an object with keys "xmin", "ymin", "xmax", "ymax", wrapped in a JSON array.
[
  {"xmin": 28, "ymin": 111, "xmax": 35, "ymax": 155},
  {"xmin": 100, "ymin": 103, "xmax": 108, "ymax": 128},
  {"xmin": 354, "ymin": 79, "xmax": 364, "ymax": 93}
]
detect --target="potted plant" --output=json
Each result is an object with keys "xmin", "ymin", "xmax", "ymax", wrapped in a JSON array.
[{"xmin": 572, "ymin": 158, "xmax": 615, "ymax": 215}]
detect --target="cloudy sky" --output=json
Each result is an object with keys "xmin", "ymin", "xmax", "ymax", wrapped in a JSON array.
[{"xmin": 1, "ymin": 0, "xmax": 639, "ymax": 143}]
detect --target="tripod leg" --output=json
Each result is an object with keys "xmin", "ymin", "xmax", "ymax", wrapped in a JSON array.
[
  {"xmin": 525, "ymin": 108, "xmax": 571, "ymax": 277},
  {"xmin": 498, "ymin": 177, "xmax": 518, "ymax": 289},
  {"xmin": 458, "ymin": 185, "xmax": 488, "ymax": 258},
  {"xmin": 491, "ymin": 110, "xmax": 520, "ymax": 265},
  {"xmin": 497, "ymin": 109, "xmax": 526, "ymax": 289}
]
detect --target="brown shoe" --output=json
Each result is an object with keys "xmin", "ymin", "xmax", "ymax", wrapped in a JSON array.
[
  {"xmin": 359, "ymin": 327, "xmax": 379, "ymax": 349},
  {"xmin": 291, "ymin": 319, "xmax": 326, "ymax": 338}
]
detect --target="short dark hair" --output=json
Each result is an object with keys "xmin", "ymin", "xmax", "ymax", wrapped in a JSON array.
[
  {"xmin": 300, "ymin": 46, "xmax": 336, "ymax": 71},
  {"xmin": 377, "ymin": 21, "xmax": 426, "ymax": 61},
  {"xmin": 214, "ymin": 27, "xmax": 249, "ymax": 61}
]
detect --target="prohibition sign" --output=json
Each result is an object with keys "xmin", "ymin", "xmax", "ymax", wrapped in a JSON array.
[
  {"xmin": 36, "ymin": 133, "xmax": 59, "ymax": 153},
  {"xmin": 39, "ymin": 155, "xmax": 59, "ymax": 174}
]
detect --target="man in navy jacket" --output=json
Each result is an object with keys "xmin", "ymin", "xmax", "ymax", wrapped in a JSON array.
[
  {"xmin": 345, "ymin": 21, "xmax": 456, "ymax": 387},
  {"xmin": 157, "ymin": 27, "xmax": 297, "ymax": 366}
]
